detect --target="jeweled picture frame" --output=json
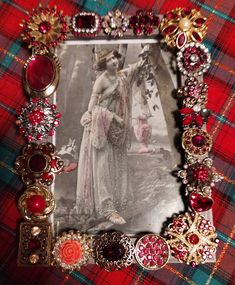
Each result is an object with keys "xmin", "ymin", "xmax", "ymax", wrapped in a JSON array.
[{"xmin": 52, "ymin": 39, "xmax": 212, "ymax": 239}]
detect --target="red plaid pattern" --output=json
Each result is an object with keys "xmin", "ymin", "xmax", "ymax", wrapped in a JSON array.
[{"xmin": 0, "ymin": 0, "xmax": 234, "ymax": 284}]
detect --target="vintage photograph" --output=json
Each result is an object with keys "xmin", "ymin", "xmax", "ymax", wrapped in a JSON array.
[{"xmin": 52, "ymin": 40, "xmax": 185, "ymax": 235}]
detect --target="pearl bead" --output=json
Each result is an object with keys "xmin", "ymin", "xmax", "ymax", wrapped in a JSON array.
[{"xmin": 179, "ymin": 17, "xmax": 192, "ymax": 31}]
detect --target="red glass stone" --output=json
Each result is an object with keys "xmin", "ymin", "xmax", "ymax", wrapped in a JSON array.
[
  {"xmin": 75, "ymin": 15, "xmax": 96, "ymax": 29},
  {"xmin": 102, "ymin": 243, "xmax": 125, "ymax": 261},
  {"xmin": 28, "ymin": 154, "xmax": 47, "ymax": 172},
  {"xmin": 190, "ymin": 193, "xmax": 213, "ymax": 212},
  {"xmin": 152, "ymin": 16, "xmax": 159, "ymax": 26},
  {"xmin": 129, "ymin": 16, "xmax": 138, "ymax": 28},
  {"xmin": 183, "ymin": 7, "xmax": 191, "ymax": 16},
  {"xmin": 28, "ymin": 108, "xmax": 44, "ymax": 125},
  {"xmin": 176, "ymin": 32, "xmax": 186, "ymax": 48},
  {"xmin": 28, "ymin": 238, "xmax": 41, "ymax": 251},
  {"xmin": 145, "ymin": 26, "xmax": 153, "ymax": 34},
  {"xmin": 166, "ymin": 12, "xmax": 179, "ymax": 20},
  {"xmin": 39, "ymin": 21, "xmax": 51, "ymax": 34},
  {"xmin": 188, "ymin": 234, "xmax": 200, "ymax": 245},
  {"xmin": 163, "ymin": 25, "xmax": 177, "ymax": 35},
  {"xmin": 192, "ymin": 31, "xmax": 202, "ymax": 42},
  {"xmin": 192, "ymin": 134, "xmax": 205, "ymax": 147},
  {"xmin": 192, "ymin": 165, "xmax": 209, "ymax": 182},
  {"xmin": 135, "ymin": 26, "xmax": 142, "ymax": 35},
  {"xmin": 26, "ymin": 55, "xmax": 55, "ymax": 91},
  {"xmin": 26, "ymin": 194, "xmax": 46, "ymax": 214},
  {"xmin": 183, "ymin": 115, "xmax": 194, "ymax": 126},
  {"xmin": 194, "ymin": 18, "xmax": 206, "ymax": 26},
  {"xmin": 41, "ymin": 172, "xmax": 53, "ymax": 183}
]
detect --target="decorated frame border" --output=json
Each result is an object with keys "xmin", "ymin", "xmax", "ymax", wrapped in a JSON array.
[{"xmin": 15, "ymin": 5, "xmax": 222, "ymax": 272}]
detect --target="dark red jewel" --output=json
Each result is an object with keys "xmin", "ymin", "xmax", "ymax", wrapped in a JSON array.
[
  {"xmin": 75, "ymin": 15, "xmax": 96, "ymax": 29},
  {"xmin": 26, "ymin": 194, "xmax": 46, "ymax": 214},
  {"xmin": 188, "ymin": 234, "xmax": 200, "ymax": 245},
  {"xmin": 39, "ymin": 21, "xmax": 51, "ymax": 34},
  {"xmin": 28, "ymin": 154, "xmax": 47, "ymax": 172},
  {"xmin": 192, "ymin": 135, "xmax": 205, "ymax": 147},
  {"xmin": 190, "ymin": 193, "xmax": 213, "ymax": 212},
  {"xmin": 26, "ymin": 55, "xmax": 54, "ymax": 91},
  {"xmin": 28, "ymin": 238, "xmax": 41, "ymax": 251},
  {"xmin": 102, "ymin": 243, "xmax": 125, "ymax": 261}
]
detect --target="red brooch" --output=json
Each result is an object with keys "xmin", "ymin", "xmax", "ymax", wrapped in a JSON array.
[
  {"xmin": 93, "ymin": 232, "xmax": 134, "ymax": 271},
  {"xmin": 135, "ymin": 234, "xmax": 170, "ymax": 270},
  {"xmin": 18, "ymin": 222, "xmax": 52, "ymax": 266},
  {"xmin": 177, "ymin": 77, "xmax": 208, "ymax": 108},
  {"xmin": 16, "ymin": 98, "xmax": 62, "ymax": 141},
  {"xmin": 52, "ymin": 231, "xmax": 92, "ymax": 271},
  {"xmin": 182, "ymin": 128, "xmax": 212, "ymax": 157},
  {"xmin": 160, "ymin": 7, "xmax": 207, "ymax": 48},
  {"xmin": 177, "ymin": 43, "xmax": 211, "ymax": 76},
  {"xmin": 71, "ymin": 12, "xmax": 101, "ymax": 37},
  {"xmin": 15, "ymin": 142, "xmax": 64, "ymax": 186},
  {"xmin": 20, "ymin": 4, "xmax": 68, "ymax": 49},
  {"xmin": 166, "ymin": 212, "xmax": 219, "ymax": 267},
  {"xmin": 129, "ymin": 10, "xmax": 159, "ymax": 35},
  {"xmin": 18, "ymin": 185, "xmax": 55, "ymax": 221}
]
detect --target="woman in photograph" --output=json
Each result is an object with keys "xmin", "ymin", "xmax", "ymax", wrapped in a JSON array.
[{"xmin": 76, "ymin": 47, "xmax": 147, "ymax": 227}]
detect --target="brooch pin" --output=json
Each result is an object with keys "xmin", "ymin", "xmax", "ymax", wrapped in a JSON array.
[
  {"xmin": 182, "ymin": 127, "xmax": 212, "ymax": 157},
  {"xmin": 18, "ymin": 222, "xmax": 52, "ymax": 266},
  {"xmin": 129, "ymin": 10, "xmax": 159, "ymax": 35},
  {"xmin": 71, "ymin": 12, "xmax": 101, "ymax": 37},
  {"xmin": 18, "ymin": 184, "xmax": 55, "ymax": 221},
  {"xmin": 15, "ymin": 142, "xmax": 64, "ymax": 186},
  {"xmin": 20, "ymin": 4, "xmax": 68, "ymax": 49},
  {"xmin": 177, "ymin": 43, "xmax": 211, "ymax": 76},
  {"xmin": 177, "ymin": 77, "xmax": 208, "ymax": 109},
  {"xmin": 165, "ymin": 212, "xmax": 219, "ymax": 267},
  {"xmin": 102, "ymin": 10, "xmax": 129, "ymax": 38},
  {"xmin": 52, "ymin": 231, "xmax": 92, "ymax": 271},
  {"xmin": 93, "ymin": 232, "xmax": 134, "ymax": 271},
  {"xmin": 22, "ymin": 52, "xmax": 61, "ymax": 99},
  {"xmin": 135, "ymin": 234, "xmax": 170, "ymax": 270},
  {"xmin": 160, "ymin": 7, "xmax": 207, "ymax": 48},
  {"xmin": 16, "ymin": 98, "xmax": 62, "ymax": 141}
]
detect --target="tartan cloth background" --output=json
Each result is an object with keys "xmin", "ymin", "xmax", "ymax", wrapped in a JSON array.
[{"xmin": 0, "ymin": 0, "xmax": 234, "ymax": 284}]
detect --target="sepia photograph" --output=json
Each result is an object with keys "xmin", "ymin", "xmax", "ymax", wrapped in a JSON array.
[{"xmin": 52, "ymin": 40, "xmax": 185, "ymax": 235}]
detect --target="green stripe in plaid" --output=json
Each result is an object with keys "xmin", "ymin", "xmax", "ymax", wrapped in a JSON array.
[
  {"xmin": 192, "ymin": 266, "xmax": 228, "ymax": 285},
  {"xmin": 82, "ymin": 0, "xmax": 120, "ymax": 15},
  {"xmin": 71, "ymin": 271, "xmax": 95, "ymax": 285},
  {"xmin": 0, "ymin": 41, "xmax": 21, "ymax": 71},
  {"xmin": 217, "ymin": 230, "xmax": 235, "ymax": 247},
  {"xmin": 193, "ymin": 1, "xmax": 235, "ymax": 23}
]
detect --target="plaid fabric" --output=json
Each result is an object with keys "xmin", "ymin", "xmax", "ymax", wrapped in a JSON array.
[{"xmin": 0, "ymin": 0, "xmax": 234, "ymax": 284}]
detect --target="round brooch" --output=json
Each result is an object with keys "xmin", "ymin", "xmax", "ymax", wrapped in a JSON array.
[
  {"xmin": 129, "ymin": 10, "xmax": 159, "ymax": 36},
  {"xmin": 177, "ymin": 43, "xmax": 211, "ymax": 76},
  {"xmin": 92, "ymin": 232, "xmax": 134, "ymax": 271},
  {"xmin": 165, "ymin": 212, "xmax": 219, "ymax": 266},
  {"xmin": 102, "ymin": 10, "xmax": 129, "ymax": 38},
  {"xmin": 52, "ymin": 231, "xmax": 92, "ymax": 271},
  {"xmin": 22, "ymin": 52, "xmax": 61, "ymax": 99},
  {"xmin": 178, "ymin": 157, "xmax": 221, "ymax": 191},
  {"xmin": 160, "ymin": 7, "xmax": 207, "ymax": 48},
  {"xmin": 18, "ymin": 185, "xmax": 55, "ymax": 221},
  {"xmin": 16, "ymin": 98, "xmax": 62, "ymax": 141},
  {"xmin": 135, "ymin": 234, "xmax": 170, "ymax": 270},
  {"xmin": 15, "ymin": 142, "xmax": 64, "ymax": 186},
  {"xmin": 177, "ymin": 77, "xmax": 208, "ymax": 108},
  {"xmin": 20, "ymin": 5, "xmax": 68, "ymax": 49},
  {"xmin": 182, "ymin": 128, "xmax": 212, "ymax": 157}
]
